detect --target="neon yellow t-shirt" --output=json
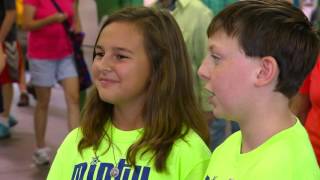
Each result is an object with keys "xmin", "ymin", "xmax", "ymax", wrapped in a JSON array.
[
  {"xmin": 47, "ymin": 123, "xmax": 211, "ymax": 180},
  {"xmin": 204, "ymin": 120, "xmax": 320, "ymax": 180}
]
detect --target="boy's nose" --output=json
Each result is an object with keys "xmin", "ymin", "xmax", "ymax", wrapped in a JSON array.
[{"xmin": 198, "ymin": 59, "xmax": 210, "ymax": 81}]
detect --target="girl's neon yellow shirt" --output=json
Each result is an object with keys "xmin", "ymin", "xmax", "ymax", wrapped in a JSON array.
[{"xmin": 47, "ymin": 123, "xmax": 211, "ymax": 180}]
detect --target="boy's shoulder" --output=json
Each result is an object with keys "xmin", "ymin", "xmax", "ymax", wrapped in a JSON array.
[
  {"xmin": 206, "ymin": 121, "xmax": 320, "ymax": 179},
  {"xmin": 213, "ymin": 130, "xmax": 242, "ymax": 155},
  {"xmin": 213, "ymin": 121, "xmax": 316, "ymax": 160}
]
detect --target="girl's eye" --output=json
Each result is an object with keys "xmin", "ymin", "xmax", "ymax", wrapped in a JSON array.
[
  {"xmin": 94, "ymin": 52, "xmax": 104, "ymax": 59},
  {"xmin": 114, "ymin": 54, "xmax": 129, "ymax": 61}
]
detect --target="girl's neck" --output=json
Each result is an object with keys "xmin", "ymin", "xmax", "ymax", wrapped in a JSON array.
[{"xmin": 112, "ymin": 105, "xmax": 144, "ymax": 131}]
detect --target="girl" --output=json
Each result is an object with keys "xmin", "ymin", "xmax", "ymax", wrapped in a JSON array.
[{"xmin": 48, "ymin": 7, "xmax": 210, "ymax": 180}]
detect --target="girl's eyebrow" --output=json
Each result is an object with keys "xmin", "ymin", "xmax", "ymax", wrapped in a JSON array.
[
  {"xmin": 94, "ymin": 45, "xmax": 103, "ymax": 51},
  {"xmin": 113, "ymin": 47, "xmax": 134, "ymax": 55},
  {"xmin": 94, "ymin": 45, "xmax": 134, "ymax": 55}
]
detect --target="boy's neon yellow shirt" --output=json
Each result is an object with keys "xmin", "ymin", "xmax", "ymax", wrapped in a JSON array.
[
  {"xmin": 47, "ymin": 123, "xmax": 211, "ymax": 180},
  {"xmin": 204, "ymin": 120, "xmax": 320, "ymax": 180}
]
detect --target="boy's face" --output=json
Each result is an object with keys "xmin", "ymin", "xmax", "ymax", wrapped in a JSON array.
[{"xmin": 198, "ymin": 30, "xmax": 260, "ymax": 121}]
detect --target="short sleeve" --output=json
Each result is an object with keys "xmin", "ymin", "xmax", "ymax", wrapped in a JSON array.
[{"xmin": 24, "ymin": 0, "xmax": 39, "ymax": 7}]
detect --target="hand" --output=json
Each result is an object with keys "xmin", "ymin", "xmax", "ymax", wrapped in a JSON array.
[
  {"xmin": 52, "ymin": 12, "xmax": 68, "ymax": 23},
  {"xmin": 0, "ymin": 46, "xmax": 6, "ymax": 73}
]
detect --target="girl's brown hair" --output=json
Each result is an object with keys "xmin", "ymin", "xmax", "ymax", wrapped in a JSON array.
[{"xmin": 78, "ymin": 7, "xmax": 209, "ymax": 172}]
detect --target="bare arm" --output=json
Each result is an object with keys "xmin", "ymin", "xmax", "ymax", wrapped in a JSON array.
[
  {"xmin": 290, "ymin": 93, "xmax": 311, "ymax": 124},
  {"xmin": 72, "ymin": 0, "xmax": 82, "ymax": 33},
  {"xmin": 0, "ymin": 46, "xmax": 6, "ymax": 73},
  {"xmin": 0, "ymin": 9, "xmax": 16, "ymax": 42},
  {"xmin": 23, "ymin": 4, "xmax": 67, "ymax": 31}
]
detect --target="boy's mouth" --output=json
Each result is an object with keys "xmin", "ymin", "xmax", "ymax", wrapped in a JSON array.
[{"xmin": 205, "ymin": 88, "xmax": 215, "ymax": 96}]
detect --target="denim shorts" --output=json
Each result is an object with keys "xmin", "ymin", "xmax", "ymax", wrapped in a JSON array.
[{"xmin": 28, "ymin": 55, "xmax": 78, "ymax": 87}]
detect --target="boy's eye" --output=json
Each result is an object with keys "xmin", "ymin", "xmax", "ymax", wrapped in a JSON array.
[{"xmin": 210, "ymin": 54, "xmax": 221, "ymax": 64}]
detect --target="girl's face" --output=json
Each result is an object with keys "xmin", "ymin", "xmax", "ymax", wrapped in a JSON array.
[{"xmin": 92, "ymin": 22, "xmax": 151, "ymax": 107}]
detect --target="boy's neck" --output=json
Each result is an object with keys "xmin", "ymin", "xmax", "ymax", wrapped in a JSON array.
[{"xmin": 239, "ymin": 95, "xmax": 296, "ymax": 153}]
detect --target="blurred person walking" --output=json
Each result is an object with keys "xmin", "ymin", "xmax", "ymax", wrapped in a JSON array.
[
  {"xmin": 23, "ymin": 0, "xmax": 81, "ymax": 165},
  {"xmin": 0, "ymin": 0, "xmax": 19, "ymax": 139},
  {"xmin": 0, "ymin": 47, "xmax": 6, "ymax": 117},
  {"xmin": 15, "ymin": 0, "xmax": 30, "ymax": 107}
]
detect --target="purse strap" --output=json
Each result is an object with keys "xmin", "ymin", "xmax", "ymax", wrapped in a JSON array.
[{"xmin": 50, "ymin": 0, "xmax": 72, "ymax": 38}]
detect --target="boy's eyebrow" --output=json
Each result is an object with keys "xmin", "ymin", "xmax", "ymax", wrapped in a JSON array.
[{"xmin": 208, "ymin": 45, "xmax": 218, "ymax": 52}]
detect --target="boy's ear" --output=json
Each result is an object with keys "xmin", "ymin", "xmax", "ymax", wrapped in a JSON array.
[{"xmin": 255, "ymin": 56, "xmax": 279, "ymax": 87}]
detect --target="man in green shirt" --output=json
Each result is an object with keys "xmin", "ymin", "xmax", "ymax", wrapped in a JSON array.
[
  {"xmin": 156, "ymin": 0, "xmax": 214, "ymax": 122},
  {"xmin": 95, "ymin": 0, "xmax": 143, "ymax": 23}
]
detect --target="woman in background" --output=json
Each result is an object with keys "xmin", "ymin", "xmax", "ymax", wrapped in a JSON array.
[{"xmin": 23, "ymin": 0, "xmax": 81, "ymax": 165}]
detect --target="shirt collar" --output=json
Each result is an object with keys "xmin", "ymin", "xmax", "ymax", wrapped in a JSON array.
[
  {"xmin": 176, "ymin": 0, "xmax": 192, "ymax": 9},
  {"xmin": 156, "ymin": 0, "xmax": 192, "ymax": 11}
]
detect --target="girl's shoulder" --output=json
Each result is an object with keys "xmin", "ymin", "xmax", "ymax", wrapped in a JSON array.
[
  {"xmin": 173, "ymin": 129, "xmax": 211, "ymax": 157},
  {"xmin": 59, "ymin": 128, "xmax": 84, "ymax": 149}
]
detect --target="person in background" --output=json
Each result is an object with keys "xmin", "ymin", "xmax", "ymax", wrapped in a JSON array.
[
  {"xmin": 94, "ymin": 0, "xmax": 143, "ymax": 25},
  {"xmin": 156, "ymin": 0, "xmax": 215, "ymax": 147},
  {"xmin": 309, "ymin": 0, "xmax": 320, "ymax": 29},
  {"xmin": 0, "ymin": 47, "xmax": 6, "ymax": 117},
  {"xmin": 23, "ymin": 0, "xmax": 81, "ymax": 165},
  {"xmin": 0, "ymin": 0, "xmax": 19, "ymax": 139},
  {"xmin": 199, "ymin": 0, "xmax": 320, "ymax": 179},
  {"xmin": 294, "ymin": 0, "xmax": 301, "ymax": 7},
  {"xmin": 291, "ymin": 56, "xmax": 320, "ymax": 166},
  {"xmin": 15, "ymin": 0, "xmax": 30, "ymax": 107},
  {"xmin": 0, "ymin": 46, "xmax": 5, "ymax": 152},
  {"xmin": 202, "ymin": 0, "xmax": 237, "ymax": 14},
  {"xmin": 47, "ymin": 7, "xmax": 210, "ymax": 179},
  {"xmin": 0, "ymin": 46, "xmax": 5, "ymax": 72}
]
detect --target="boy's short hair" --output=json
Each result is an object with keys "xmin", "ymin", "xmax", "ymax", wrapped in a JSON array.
[{"xmin": 207, "ymin": 0, "xmax": 319, "ymax": 98}]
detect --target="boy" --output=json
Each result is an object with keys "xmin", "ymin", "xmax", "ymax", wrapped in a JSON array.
[
  {"xmin": 0, "ymin": 0, "xmax": 18, "ymax": 139},
  {"xmin": 198, "ymin": 0, "xmax": 320, "ymax": 179}
]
